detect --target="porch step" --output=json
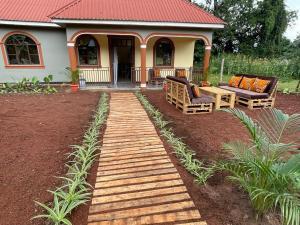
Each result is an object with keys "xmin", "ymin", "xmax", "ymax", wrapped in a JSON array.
[{"xmin": 87, "ymin": 92, "xmax": 207, "ymax": 225}]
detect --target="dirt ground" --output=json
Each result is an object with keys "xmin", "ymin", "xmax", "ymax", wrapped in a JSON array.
[
  {"xmin": 143, "ymin": 90, "xmax": 300, "ymax": 225},
  {"xmin": 0, "ymin": 91, "xmax": 100, "ymax": 225}
]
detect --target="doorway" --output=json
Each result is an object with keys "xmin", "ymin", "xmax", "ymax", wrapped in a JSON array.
[{"xmin": 109, "ymin": 36, "xmax": 135, "ymax": 85}]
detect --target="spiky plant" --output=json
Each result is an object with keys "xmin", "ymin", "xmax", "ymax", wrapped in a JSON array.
[{"xmin": 222, "ymin": 108, "xmax": 300, "ymax": 225}]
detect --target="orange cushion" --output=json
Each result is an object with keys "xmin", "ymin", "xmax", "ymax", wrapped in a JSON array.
[
  {"xmin": 154, "ymin": 68, "xmax": 160, "ymax": 77},
  {"xmin": 176, "ymin": 69, "xmax": 186, "ymax": 78},
  {"xmin": 228, "ymin": 76, "xmax": 242, "ymax": 88},
  {"xmin": 192, "ymin": 85, "xmax": 201, "ymax": 97},
  {"xmin": 251, "ymin": 78, "xmax": 271, "ymax": 93},
  {"xmin": 239, "ymin": 77, "xmax": 255, "ymax": 90}
]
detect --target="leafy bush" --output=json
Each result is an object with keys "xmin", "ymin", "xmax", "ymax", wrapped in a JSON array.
[
  {"xmin": 209, "ymin": 54, "xmax": 300, "ymax": 81},
  {"xmin": 33, "ymin": 93, "xmax": 109, "ymax": 225},
  {"xmin": 221, "ymin": 108, "xmax": 300, "ymax": 225},
  {"xmin": 0, "ymin": 75, "xmax": 57, "ymax": 94},
  {"xmin": 136, "ymin": 92, "xmax": 215, "ymax": 184}
]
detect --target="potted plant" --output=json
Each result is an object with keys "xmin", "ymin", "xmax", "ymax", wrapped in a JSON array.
[{"xmin": 69, "ymin": 69, "xmax": 79, "ymax": 92}]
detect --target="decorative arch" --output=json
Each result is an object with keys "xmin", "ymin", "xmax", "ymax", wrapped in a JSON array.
[
  {"xmin": 69, "ymin": 30, "xmax": 144, "ymax": 44},
  {"xmin": 153, "ymin": 38, "xmax": 175, "ymax": 68},
  {"xmin": 75, "ymin": 34, "xmax": 101, "ymax": 67},
  {"xmin": 0, "ymin": 31, "xmax": 44, "ymax": 68},
  {"xmin": 145, "ymin": 32, "xmax": 211, "ymax": 46}
]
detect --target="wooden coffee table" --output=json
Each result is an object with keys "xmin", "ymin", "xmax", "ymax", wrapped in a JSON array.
[{"xmin": 199, "ymin": 86, "xmax": 236, "ymax": 109}]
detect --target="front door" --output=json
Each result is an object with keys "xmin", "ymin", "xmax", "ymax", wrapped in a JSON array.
[{"xmin": 109, "ymin": 36, "xmax": 134, "ymax": 84}]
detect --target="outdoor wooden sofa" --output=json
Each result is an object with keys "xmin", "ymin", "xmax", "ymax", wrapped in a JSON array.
[
  {"xmin": 219, "ymin": 74, "xmax": 278, "ymax": 109},
  {"xmin": 166, "ymin": 76, "xmax": 214, "ymax": 114}
]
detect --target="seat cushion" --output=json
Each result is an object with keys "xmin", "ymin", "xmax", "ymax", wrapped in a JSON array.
[
  {"xmin": 229, "ymin": 75, "xmax": 243, "ymax": 88},
  {"xmin": 219, "ymin": 86, "xmax": 269, "ymax": 99},
  {"xmin": 239, "ymin": 77, "xmax": 255, "ymax": 90},
  {"xmin": 191, "ymin": 85, "xmax": 201, "ymax": 97},
  {"xmin": 191, "ymin": 94, "xmax": 214, "ymax": 104},
  {"xmin": 251, "ymin": 78, "xmax": 271, "ymax": 93}
]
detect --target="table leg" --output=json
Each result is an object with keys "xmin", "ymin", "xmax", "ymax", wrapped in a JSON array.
[
  {"xmin": 229, "ymin": 93, "xmax": 236, "ymax": 108},
  {"xmin": 215, "ymin": 94, "xmax": 221, "ymax": 110}
]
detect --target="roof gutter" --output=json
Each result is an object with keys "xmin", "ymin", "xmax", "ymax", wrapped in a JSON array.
[
  {"xmin": 51, "ymin": 19, "xmax": 225, "ymax": 29},
  {"xmin": 0, "ymin": 20, "xmax": 61, "ymax": 27}
]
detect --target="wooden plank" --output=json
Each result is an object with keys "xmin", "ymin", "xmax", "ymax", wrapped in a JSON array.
[
  {"xmin": 97, "ymin": 163, "xmax": 174, "ymax": 176},
  {"xmin": 100, "ymin": 148, "xmax": 166, "ymax": 158},
  {"xmin": 99, "ymin": 151, "xmax": 167, "ymax": 162},
  {"xmin": 93, "ymin": 179, "xmax": 183, "ymax": 196},
  {"xmin": 89, "ymin": 193, "xmax": 191, "ymax": 213},
  {"xmin": 103, "ymin": 137, "xmax": 161, "ymax": 144},
  {"xmin": 102, "ymin": 140, "xmax": 163, "ymax": 148},
  {"xmin": 95, "ymin": 173, "xmax": 180, "ymax": 188},
  {"xmin": 97, "ymin": 158, "xmax": 171, "ymax": 171},
  {"xmin": 92, "ymin": 186, "xmax": 188, "ymax": 205},
  {"xmin": 100, "ymin": 144, "xmax": 164, "ymax": 153},
  {"xmin": 88, "ymin": 201, "xmax": 195, "ymax": 222},
  {"xmin": 99, "ymin": 155, "xmax": 169, "ymax": 166},
  {"xmin": 96, "ymin": 168, "xmax": 177, "ymax": 182},
  {"xmin": 88, "ymin": 210, "xmax": 202, "ymax": 224}
]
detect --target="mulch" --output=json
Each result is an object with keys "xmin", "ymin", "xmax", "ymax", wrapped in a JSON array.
[
  {"xmin": 0, "ymin": 91, "xmax": 100, "ymax": 225},
  {"xmin": 142, "ymin": 90, "xmax": 300, "ymax": 225}
]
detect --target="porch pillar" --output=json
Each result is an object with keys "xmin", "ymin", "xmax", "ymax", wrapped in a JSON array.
[
  {"xmin": 67, "ymin": 42, "xmax": 77, "ymax": 71},
  {"xmin": 140, "ymin": 44, "xmax": 147, "ymax": 88},
  {"xmin": 203, "ymin": 45, "xmax": 212, "ymax": 81}
]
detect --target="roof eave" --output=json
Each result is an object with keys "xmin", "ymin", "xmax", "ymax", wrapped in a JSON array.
[
  {"xmin": 0, "ymin": 19, "xmax": 61, "ymax": 27},
  {"xmin": 51, "ymin": 19, "xmax": 225, "ymax": 29}
]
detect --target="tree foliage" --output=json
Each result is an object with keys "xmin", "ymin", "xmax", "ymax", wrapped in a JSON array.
[{"xmin": 192, "ymin": 0, "xmax": 297, "ymax": 57}]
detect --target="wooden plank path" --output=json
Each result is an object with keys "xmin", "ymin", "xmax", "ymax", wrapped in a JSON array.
[{"xmin": 88, "ymin": 92, "xmax": 207, "ymax": 225}]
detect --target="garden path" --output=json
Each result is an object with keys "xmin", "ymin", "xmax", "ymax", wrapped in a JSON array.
[{"xmin": 87, "ymin": 92, "xmax": 206, "ymax": 225}]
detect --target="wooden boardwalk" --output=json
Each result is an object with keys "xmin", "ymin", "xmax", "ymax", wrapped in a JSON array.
[{"xmin": 88, "ymin": 92, "xmax": 206, "ymax": 225}]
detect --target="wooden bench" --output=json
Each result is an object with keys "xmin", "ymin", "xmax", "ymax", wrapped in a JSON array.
[
  {"xmin": 219, "ymin": 74, "xmax": 278, "ymax": 110},
  {"xmin": 166, "ymin": 77, "xmax": 213, "ymax": 114}
]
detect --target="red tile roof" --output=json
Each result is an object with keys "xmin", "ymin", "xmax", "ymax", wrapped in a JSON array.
[
  {"xmin": 50, "ymin": 0, "xmax": 224, "ymax": 24},
  {"xmin": 0, "ymin": 0, "xmax": 73, "ymax": 23},
  {"xmin": 0, "ymin": 0, "xmax": 224, "ymax": 25}
]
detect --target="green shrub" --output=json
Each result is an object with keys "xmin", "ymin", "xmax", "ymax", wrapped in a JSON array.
[
  {"xmin": 221, "ymin": 108, "xmax": 300, "ymax": 225},
  {"xmin": 0, "ymin": 75, "xmax": 57, "ymax": 94}
]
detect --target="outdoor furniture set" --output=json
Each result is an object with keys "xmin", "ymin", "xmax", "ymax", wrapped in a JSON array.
[{"xmin": 166, "ymin": 74, "xmax": 278, "ymax": 114}]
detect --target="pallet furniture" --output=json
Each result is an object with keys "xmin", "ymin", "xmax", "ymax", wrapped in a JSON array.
[
  {"xmin": 166, "ymin": 76, "xmax": 213, "ymax": 114},
  {"xmin": 219, "ymin": 74, "xmax": 278, "ymax": 110},
  {"xmin": 199, "ymin": 86, "xmax": 236, "ymax": 110},
  {"xmin": 149, "ymin": 68, "xmax": 165, "ymax": 85}
]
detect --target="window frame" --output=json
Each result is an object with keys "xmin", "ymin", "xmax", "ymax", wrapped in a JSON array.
[
  {"xmin": 0, "ymin": 31, "xmax": 45, "ymax": 69},
  {"xmin": 153, "ymin": 38, "xmax": 175, "ymax": 68},
  {"xmin": 76, "ymin": 35, "xmax": 101, "ymax": 68}
]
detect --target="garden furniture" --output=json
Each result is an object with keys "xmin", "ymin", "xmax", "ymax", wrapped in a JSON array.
[
  {"xmin": 149, "ymin": 68, "xmax": 165, "ymax": 85},
  {"xmin": 219, "ymin": 74, "xmax": 278, "ymax": 110},
  {"xmin": 199, "ymin": 86, "xmax": 236, "ymax": 109},
  {"xmin": 166, "ymin": 76, "xmax": 214, "ymax": 114}
]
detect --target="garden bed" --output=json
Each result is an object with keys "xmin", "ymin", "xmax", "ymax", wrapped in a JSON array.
[
  {"xmin": 142, "ymin": 90, "xmax": 300, "ymax": 225},
  {"xmin": 0, "ymin": 91, "xmax": 100, "ymax": 225}
]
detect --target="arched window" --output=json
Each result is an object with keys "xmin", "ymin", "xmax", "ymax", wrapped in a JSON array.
[
  {"xmin": 4, "ymin": 34, "xmax": 41, "ymax": 65},
  {"xmin": 76, "ymin": 35, "xmax": 99, "ymax": 66},
  {"xmin": 154, "ymin": 38, "xmax": 174, "ymax": 67}
]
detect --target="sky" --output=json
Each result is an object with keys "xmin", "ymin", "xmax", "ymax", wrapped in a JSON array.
[
  {"xmin": 285, "ymin": 0, "xmax": 300, "ymax": 40},
  {"xmin": 195, "ymin": 0, "xmax": 300, "ymax": 41}
]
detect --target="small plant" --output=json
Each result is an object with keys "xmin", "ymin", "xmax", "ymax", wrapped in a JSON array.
[
  {"xmin": 0, "ymin": 75, "xmax": 57, "ymax": 94},
  {"xmin": 33, "ymin": 93, "xmax": 109, "ymax": 224},
  {"xmin": 221, "ymin": 108, "xmax": 300, "ymax": 225},
  {"xmin": 136, "ymin": 92, "xmax": 215, "ymax": 185},
  {"xmin": 66, "ymin": 67, "xmax": 80, "ymax": 84}
]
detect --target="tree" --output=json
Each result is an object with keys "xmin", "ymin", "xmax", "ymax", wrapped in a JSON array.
[{"xmin": 193, "ymin": 0, "xmax": 297, "ymax": 57}]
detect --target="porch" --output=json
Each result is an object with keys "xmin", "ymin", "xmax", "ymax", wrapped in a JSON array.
[{"xmin": 66, "ymin": 30, "xmax": 212, "ymax": 88}]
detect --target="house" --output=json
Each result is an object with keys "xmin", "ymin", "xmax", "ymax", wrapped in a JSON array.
[{"xmin": 0, "ymin": 0, "xmax": 224, "ymax": 87}]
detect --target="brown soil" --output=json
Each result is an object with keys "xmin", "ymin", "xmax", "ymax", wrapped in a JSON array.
[
  {"xmin": 0, "ymin": 91, "xmax": 100, "ymax": 225},
  {"xmin": 142, "ymin": 90, "xmax": 300, "ymax": 225}
]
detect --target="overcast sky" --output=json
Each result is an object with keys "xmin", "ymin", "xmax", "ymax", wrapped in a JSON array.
[{"xmin": 195, "ymin": 0, "xmax": 300, "ymax": 41}]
